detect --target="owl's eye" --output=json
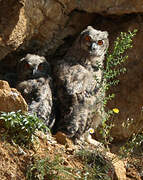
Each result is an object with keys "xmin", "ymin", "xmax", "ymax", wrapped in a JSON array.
[
  {"xmin": 84, "ymin": 35, "xmax": 91, "ymax": 42},
  {"xmin": 97, "ymin": 40, "xmax": 103, "ymax": 45},
  {"xmin": 24, "ymin": 63, "xmax": 30, "ymax": 69},
  {"xmin": 38, "ymin": 63, "xmax": 43, "ymax": 71}
]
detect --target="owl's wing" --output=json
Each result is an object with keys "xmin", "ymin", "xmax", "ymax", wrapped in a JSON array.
[{"xmin": 58, "ymin": 64, "xmax": 95, "ymax": 95}]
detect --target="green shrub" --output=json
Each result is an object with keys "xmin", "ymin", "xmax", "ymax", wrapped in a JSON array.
[
  {"xmin": 98, "ymin": 29, "xmax": 137, "ymax": 146},
  {"xmin": 26, "ymin": 149, "xmax": 114, "ymax": 180},
  {"xmin": 26, "ymin": 155, "xmax": 80, "ymax": 180},
  {"xmin": 119, "ymin": 132, "xmax": 143, "ymax": 157},
  {"xmin": 0, "ymin": 111, "xmax": 49, "ymax": 145},
  {"xmin": 105, "ymin": 30, "xmax": 137, "ymax": 90},
  {"xmin": 76, "ymin": 149, "xmax": 114, "ymax": 180}
]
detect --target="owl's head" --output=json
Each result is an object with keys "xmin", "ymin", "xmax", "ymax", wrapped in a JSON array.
[
  {"xmin": 79, "ymin": 26, "xmax": 109, "ymax": 57},
  {"xmin": 17, "ymin": 54, "xmax": 50, "ymax": 80}
]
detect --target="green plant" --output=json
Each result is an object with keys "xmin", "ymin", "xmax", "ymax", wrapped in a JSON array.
[
  {"xmin": 98, "ymin": 29, "xmax": 137, "ymax": 146},
  {"xmin": 76, "ymin": 149, "xmax": 114, "ymax": 180},
  {"xmin": 119, "ymin": 133, "xmax": 143, "ymax": 157},
  {"xmin": 26, "ymin": 149, "xmax": 114, "ymax": 180},
  {"xmin": 0, "ymin": 111, "xmax": 49, "ymax": 145},
  {"xmin": 118, "ymin": 104, "xmax": 143, "ymax": 158},
  {"xmin": 105, "ymin": 29, "xmax": 137, "ymax": 90},
  {"xmin": 26, "ymin": 155, "xmax": 81, "ymax": 180}
]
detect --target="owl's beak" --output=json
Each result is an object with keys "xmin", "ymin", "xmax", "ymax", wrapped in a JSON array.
[
  {"xmin": 90, "ymin": 42, "xmax": 97, "ymax": 51},
  {"xmin": 89, "ymin": 42, "xmax": 97, "ymax": 55},
  {"xmin": 32, "ymin": 69, "xmax": 37, "ymax": 75}
]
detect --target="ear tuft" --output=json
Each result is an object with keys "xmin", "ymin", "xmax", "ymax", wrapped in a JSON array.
[
  {"xmin": 87, "ymin": 26, "xmax": 94, "ymax": 30},
  {"xmin": 104, "ymin": 31, "xmax": 109, "ymax": 37},
  {"xmin": 20, "ymin": 57, "xmax": 26, "ymax": 62}
]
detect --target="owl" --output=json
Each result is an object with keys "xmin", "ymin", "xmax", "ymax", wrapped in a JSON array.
[
  {"xmin": 53, "ymin": 26, "xmax": 109, "ymax": 141},
  {"xmin": 16, "ymin": 54, "xmax": 55, "ymax": 128}
]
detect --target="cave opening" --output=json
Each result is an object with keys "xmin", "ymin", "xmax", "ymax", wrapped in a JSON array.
[{"xmin": 0, "ymin": 11, "xmax": 141, "ymax": 88}]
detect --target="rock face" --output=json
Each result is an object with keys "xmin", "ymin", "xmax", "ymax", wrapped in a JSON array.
[
  {"xmin": 0, "ymin": 80, "xmax": 28, "ymax": 112},
  {"xmin": 0, "ymin": 0, "xmax": 143, "ymax": 140},
  {"xmin": 1, "ymin": 0, "xmax": 143, "ymax": 60}
]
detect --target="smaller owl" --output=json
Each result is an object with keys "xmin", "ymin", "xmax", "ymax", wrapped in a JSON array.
[{"xmin": 16, "ymin": 54, "xmax": 55, "ymax": 128}]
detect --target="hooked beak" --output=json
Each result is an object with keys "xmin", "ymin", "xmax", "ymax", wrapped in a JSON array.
[
  {"xmin": 32, "ymin": 68, "xmax": 37, "ymax": 76},
  {"xmin": 88, "ymin": 42, "xmax": 97, "ymax": 55},
  {"xmin": 90, "ymin": 42, "xmax": 97, "ymax": 51}
]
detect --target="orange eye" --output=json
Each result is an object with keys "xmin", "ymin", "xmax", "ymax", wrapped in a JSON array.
[
  {"xmin": 38, "ymin": 64, "xmax": 43, "ymax": 71},
  {"xmin": 24, "ymin": 63, "xmax": 30, "ymax": 69},
  {"xmin": 97, "ymin": 40, "xmax": 103, "ymax": 45},
  {"xmin": 84, "ymin": 35, "xmax": 91, "ymax": 42}
]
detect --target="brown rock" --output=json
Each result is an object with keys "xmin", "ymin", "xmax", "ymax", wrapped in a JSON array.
[
  {"xmin": 113, "ymin": 159, "xmax": 126, "ymax": 180},
  {"xmin": 0, "ymin": 0, "xmax": 66, "ymax": 59},
  {"xmin": 0, "ymin": 80, "xmax": 28, "ymax": 112},
  {"xmin": 1, "ymin": 0, "xmax": 143, "ymax": 60},
  {"xmin": 126, "ymin": 166, "xmax": 142, "ymax": 180},
  {"xmin": 0, "ymin": 0, "xmax": 27, "ymax": 59},
  {"xmin": 54, "ymin": 131, "xmax": 73, "ymax": 146},
  {"xmin": 106, "ymin": 152, "xmax": 126, "ymax": 180}
]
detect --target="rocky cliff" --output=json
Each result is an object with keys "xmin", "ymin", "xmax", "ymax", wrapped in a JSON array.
[{"xmin": 0, "ymin": 0, "xmax": 143, "ymax": 140}]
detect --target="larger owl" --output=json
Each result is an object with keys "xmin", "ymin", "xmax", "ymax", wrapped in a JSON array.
[
  {"xmin": 16, "ymin": 54, "xmax": 55, "ymax": 128},
  {"xmin": 53, "ymin": 26, "xmax": 109, "ymax": 141}
]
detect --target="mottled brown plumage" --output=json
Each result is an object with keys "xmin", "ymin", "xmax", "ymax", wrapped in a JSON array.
[
  {"xmin": 53, "ymin": 26, "xmax": 109, "ymax": 140},
  {"xmin": 16, "ymin": 54, "xmax": 55, "ymax": 128}
]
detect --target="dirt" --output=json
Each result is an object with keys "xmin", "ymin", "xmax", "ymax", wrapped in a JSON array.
[
  {"xmin": 0, "ymin": 130, "xmax": 142, "ymax": 180},
  {"xmin": 0, "ymin": 131, "xmax": 84, "ymax": 180}
]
